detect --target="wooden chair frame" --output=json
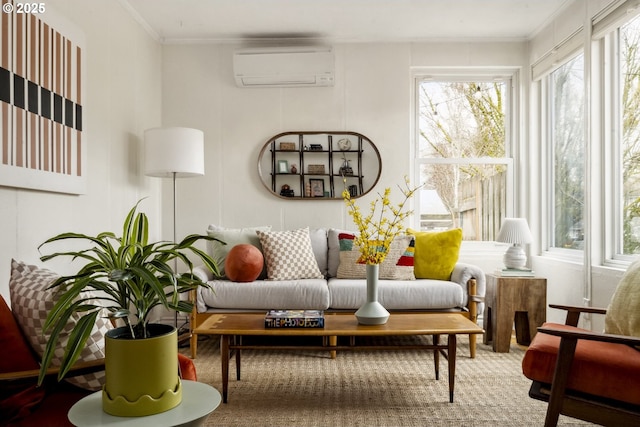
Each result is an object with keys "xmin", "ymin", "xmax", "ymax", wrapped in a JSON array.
[
  {"xmin": 0, "ymin": 359, "xmax": 104, "ymax": 384},
  {"xmin": 527, "ymin": 304, "xmax": 640, "ymax": 427}
]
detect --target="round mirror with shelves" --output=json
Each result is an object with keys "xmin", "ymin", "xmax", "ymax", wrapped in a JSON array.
[{"xmin": 258, "ymin": 131, "xmax": 382, "ymax": 200}]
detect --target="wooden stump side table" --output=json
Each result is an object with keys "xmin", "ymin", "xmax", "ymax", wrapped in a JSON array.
[{"xmin": 483, "ymin": 274, "xmax": 547, "ymax": 352}]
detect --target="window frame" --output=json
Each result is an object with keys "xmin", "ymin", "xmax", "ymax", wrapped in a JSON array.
[
  {"xmin": 542, "ymin": 51, "xmax": 587, "ymax": 261},
  {"xmin": 411, "ymin": 68, "xmax": 518, "ymax": 244},
  {"xmin": 602, "ymin": 18, "xmax": 640, "ymax": 264}
]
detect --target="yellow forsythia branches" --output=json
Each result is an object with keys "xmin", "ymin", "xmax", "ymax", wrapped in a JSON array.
[{"xmin": 342, "ymin": 176, "xmax": 422, "ymax": 265}]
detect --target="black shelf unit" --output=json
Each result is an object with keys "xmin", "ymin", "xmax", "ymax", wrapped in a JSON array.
[{"xmin": 258, "ymin": 131, "xmax": 381, "ymax": 200}]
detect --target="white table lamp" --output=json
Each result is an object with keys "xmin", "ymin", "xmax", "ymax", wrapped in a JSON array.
[
  {"xmin": 144, "ymin": 127, "xmax": 204, "ymax": 333},
  {"xmin": 496, "ymin": 218, "xmax": 533, "ymax": 269}
]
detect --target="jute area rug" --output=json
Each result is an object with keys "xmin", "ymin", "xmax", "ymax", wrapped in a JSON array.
[{"xmin": 181, "ymin": 335, "xmax": 595, "ymax": 427}]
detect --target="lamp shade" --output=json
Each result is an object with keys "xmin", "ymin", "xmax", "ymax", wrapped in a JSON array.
[
  {"xmin": 496, "ymin": 218, "xmax": 533, "ymax": 244},
  {"xmin": 144, "ymin": 127, "xmax": 204, "ymax": 178}
]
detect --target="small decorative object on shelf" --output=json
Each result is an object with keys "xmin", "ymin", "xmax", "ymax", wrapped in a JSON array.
[
  {"xmin": 264, "ymin": 310, "xmax": 325, "ymax": 328},
  {"xmin": 290, "ymin": 164, "xmax": 297, "ymax": 174},
  {"xmin": 308, "ymin": 164, "xmax": 325, "ymax": 174},
  {"xmin": 309, "ymin": 144, "xmax": 323, "ymax": 151},
  {"xmin": 279, "ymin": 142, "xmax": 296, "ymax": 151},
  {"xmin": 280, "ymin": 184, "xmax": 294, "ymax": 197},
  {"xmin": 305, "ymin": 182, "xmax": 311, "ymax": 197},
  {"xmin": 337, "ymin": 138, "xmax": 352, "ymax": 151},
  {"xmin": 339, "ymin": 157, "xmax": 353, "ymax": 175},
  {"xmin": 348, "ymin": 185, "xmax": 358, "ymax": 197}
]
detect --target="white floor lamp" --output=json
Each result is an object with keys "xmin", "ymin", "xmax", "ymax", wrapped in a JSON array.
[{"xmin": 144, "ymin": 127, "xmax": 205, "ymax": 336}]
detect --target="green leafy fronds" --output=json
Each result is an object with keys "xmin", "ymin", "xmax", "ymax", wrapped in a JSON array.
[{"xmin": 37, "ymin": 199, "xmax": 221, "ymax": 385}]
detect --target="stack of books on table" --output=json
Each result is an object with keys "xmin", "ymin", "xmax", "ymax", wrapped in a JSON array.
[
  {"xmin": 264, "ymin": 310, "xmax": 325, "ymax": 328},
  {"xmin": 496, "ymin": 267, "xmax": 535, "ymax": 277}
]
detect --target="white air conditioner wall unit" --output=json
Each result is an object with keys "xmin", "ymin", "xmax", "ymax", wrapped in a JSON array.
[{"xmin": 233, "ymin": 46, "xmax": 335, "ymax": 88}]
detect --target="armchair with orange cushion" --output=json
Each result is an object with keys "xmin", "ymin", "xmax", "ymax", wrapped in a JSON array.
[
  {"xmin": 522, "ymin": 260, "xmax": 640, "ymax": 427},
  {"xmin": 0, "ymin": 294, "xmax": 197, "ymax": 427}
]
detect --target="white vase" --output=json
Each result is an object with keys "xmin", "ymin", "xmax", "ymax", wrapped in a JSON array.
[{"xmin": 355, "ymin": 264, "xmax": 390, "ymax": 325}]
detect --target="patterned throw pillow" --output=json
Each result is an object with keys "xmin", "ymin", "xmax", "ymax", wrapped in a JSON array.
[
  {"xmin": 336, "ymin": 234, "xmax": 415, "ymax": 280},
  {"xmin": 9, "ymin": 259, "xmax": 111, "ymax": 391},
  {"xmin": 256, "ymin": 228, "xmax": 324, "ymax": 280}
]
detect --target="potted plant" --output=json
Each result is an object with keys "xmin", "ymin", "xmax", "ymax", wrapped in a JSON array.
[
  {"xmin": 342, "ymin": 176, "xmax": 421, "ymax": 324},
  {"xmin": 36, "ymin": 199, "xmax": 222, "ymax": 416}
]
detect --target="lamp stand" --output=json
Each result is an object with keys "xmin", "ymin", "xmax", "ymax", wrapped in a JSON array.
[
  {"xmin": 503, "ymin": 244, "xmax": 527, "ymax": 269},
  {"xmin": 172, "ymin": 172, "xmax": 178, "ymax": 331},
  {"xmin": 171, "ymin": 172, "xmax": 190, "ymax": 344},
  {"xmin": 144, "ymin": 127, "xmax": 205, "ymax": 347}
]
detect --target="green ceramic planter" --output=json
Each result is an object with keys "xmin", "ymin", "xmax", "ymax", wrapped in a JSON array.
[{"xmin": 102, "ymin": 324, "xmax": 182, "ymax": 417}]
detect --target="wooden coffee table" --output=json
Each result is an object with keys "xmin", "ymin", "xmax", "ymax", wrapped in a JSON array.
[{"xmin": 194, "ymin": 312, "xmax": 483, "ymax": 404}]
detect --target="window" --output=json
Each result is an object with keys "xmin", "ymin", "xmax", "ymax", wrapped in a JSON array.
[
  {"xmin": 415, "ymin": 77, "xmax": 513, "ymax": 241},
  {"xmin": 620, "ymin": 15, "xmax": 640, "ymax": 254},
  {"xmin": 548, "ymin": 54, "xmax": 585, "ymax": 251}
]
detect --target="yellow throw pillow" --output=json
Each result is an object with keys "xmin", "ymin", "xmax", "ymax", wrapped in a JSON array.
[
  {"xmin": 605, "ymin": 259, "xmax": 640, "ymax": 337},
  {"xmin": 407, "ymin": 228, "xmax": 462, "ymax": 280}
]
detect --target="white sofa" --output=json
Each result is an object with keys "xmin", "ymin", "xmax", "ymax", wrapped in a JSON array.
[{"xmin": 191, "ymin": 227, "xmax": 485, "ymax": 358}]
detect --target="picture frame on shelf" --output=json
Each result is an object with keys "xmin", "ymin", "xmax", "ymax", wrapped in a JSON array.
[
  {"xmin": 277, "ymin": 160, "xmax": 289, "ymax": 174},
  {"xmin": 309, "ymin": 179, "xmax": 325, "ymax": 197}
]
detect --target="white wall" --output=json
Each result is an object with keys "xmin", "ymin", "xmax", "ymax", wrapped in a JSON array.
[
  {"xmin": 0, "ymin": 0, "xmax": 162, "ymax": 302},
  {"xmin": 161, "ymin": 43, "xmax": 414, "ymax": 236},
  {"xmin": 161, "ymin": 41, "xmax": 528, "ymax": 275}
]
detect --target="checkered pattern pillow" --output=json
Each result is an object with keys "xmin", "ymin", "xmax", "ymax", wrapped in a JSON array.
[
  {"xmin": 256, "ymin": 228, "xmax": 324, "ymax": 280},
  {"xmin": 9, "ymin": 259, "xmax": 111, "ymax": 391},
  {"xmin": 336, "ymin": 234, "xmax": 416, "ymax": 280}
]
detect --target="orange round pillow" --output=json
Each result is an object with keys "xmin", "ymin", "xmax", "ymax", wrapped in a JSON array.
[{"xmin": 224, "ymin": 244, "xmax": 264, "ymax": 282}]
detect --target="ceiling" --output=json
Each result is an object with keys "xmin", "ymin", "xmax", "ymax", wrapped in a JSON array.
[{"xmin": 120, "ymin": 0, "xmax": 571, "ymax": 44}]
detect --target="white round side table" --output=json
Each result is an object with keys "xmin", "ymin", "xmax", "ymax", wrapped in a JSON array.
[{"xmin": 68, "ymin": 380, "xmax": 221, "ymax": 427}]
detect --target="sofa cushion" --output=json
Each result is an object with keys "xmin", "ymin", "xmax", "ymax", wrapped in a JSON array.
[
  {"xmin": 408, "ymin": 228, "xmax": 462, "ymax": 280},
  {"xmin": 522, "ymin": 322, "xmax": 640, "ymax": 406},
  {"xmin": 197, "ymin": 278, "xmax": 330, "ymax": 310},
  {"xmin": 9, "ymin": 259, "xmax": 111, "ymax": 391},
  {"xmin": 256, "ymin": 228, "xmax": 324, "ymax": 280},
  {"xmin": 327, "ymin": 228, "xmax": 352, "ymax": 278},
  {"xmin": 309, "ymin": 228, "xmax": 329, "ymax": 277},
  {"xmin": 0, "ymin": 294, "xmax": 46, "ymax": 424},
  {"xmin": 328, "ymin": 277, "xmax": 464, "ymax": 310},
  {"xmin": 336, "ymin": 233, "xmax": 415, "ymax": 280},
  {"xmin": 207, "ymin": 224, "xmax": 271, "ymax": 279},
  {"xmin": 605, "ymin": 259, "xmax": 640, "ymax": 337}
]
